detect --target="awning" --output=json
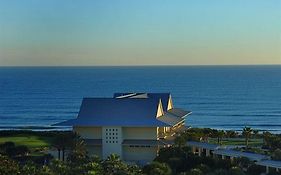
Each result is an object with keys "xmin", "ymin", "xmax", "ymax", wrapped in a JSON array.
[
  {"xmin": 122, "ymin": 139, "xmax": 172, "ymax": 146},
  {"xmin": 256, "ymin": 160, "xmax": 281, "ymax": 169},
  {"xmin": 84, "ymin": 139, "xmax": 102, "ymax": 145},
  {"xmin": 213, "ymin": 149, "xmax": 269, "ymax": 161}
]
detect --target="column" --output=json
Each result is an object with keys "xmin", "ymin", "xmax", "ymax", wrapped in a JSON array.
[
  {"xmin": 206, "ymin": 149, "xmax": 210, "ymax": 157},
  {"xmin": 266, "ymin": 166, "xmax": 269, "ymax": 174},
  {"xmin": 192, "ymin": 146, "xmax": 196, "ymax": 154},
  {"xmin": 198, "ymin": 148, "xmax": 202, "ymax": 157}
]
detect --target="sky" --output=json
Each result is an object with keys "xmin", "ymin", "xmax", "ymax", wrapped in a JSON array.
[{"xmin": 0, "ymin": 0, "xmax": 280, "ymax": 66}]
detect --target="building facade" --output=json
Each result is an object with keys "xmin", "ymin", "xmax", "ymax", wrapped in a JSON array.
[{"xmin": 55, "ymin": 93, "xmax": 191, "ymax": 163}]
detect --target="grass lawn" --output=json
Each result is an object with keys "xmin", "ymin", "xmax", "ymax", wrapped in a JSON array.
[
  {"xmin": 208, "ymin": 138, "xmax": 263, "ymax": 147},
  {"xmin": 0, "ymin": 134, "xmax": 53, "ymax": 149}
]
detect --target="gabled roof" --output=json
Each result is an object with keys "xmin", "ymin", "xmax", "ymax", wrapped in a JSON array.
[
  {"xmin": 113, "ymin": 93, "xmax": 171, "ymax": 111},
  {"xmin": 54, "ymin": 98, "xmax": 170, "ymax": 127}
]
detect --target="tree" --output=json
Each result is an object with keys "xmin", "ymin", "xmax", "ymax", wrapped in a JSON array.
[
  {"xmin": 21, "ymin": 161, "xmax": 39, "ymax": 175},
  {"xmin": 143, "ymin": 161, "xmax": 172, "ymax": 175},
  {"xmin": 186, "ymin": 168, "xmax": 203, "ymax": 175},
  {"xmin": 247, "ymin": 164, "xmax": 264, "ymax": 175},
  {"xmin": 207, "ymin": 169, "xmax": 228, "ymax": 175},
  {"xmin": 216, "ymin": 131, "xmax": 225, "ymax": 145},
  {"xmin": 15, "ymin": 145, "xmax": 30, "ymax": 156},
  {"xmin": 0, "ymin": 141, "xmax": 16, "ymax": 157},
  {"xmin": 174, "ymin": 135, "xmax": 187, "ymax": 148},
  {"xmin": 234, "ymin": 157, "xmax": 251, "ymax": 170},
  {"xmin": 48, "ymin": 159, "xmax": 68, "ymax": 175},
  {"xmin": 53, "ymin": 132, "xmax": 73, "ymax": 161},
  {"xmin": 262, "ymin": 131, "xmax": 272, "ymax": 147},
  {"xmin": 225, "ymin": 130, "xmax": 237, "ymax": 138},
  {"xmin": 228, "ymin": 167, "xmax": 245, "ymax": 175},
  {"xmin": 242, "ymin": 126, "xmax": 253, "ymax": 148},
  {"xmin": 272, "ymin": 149, "xmax": 281, "ymax": 160},
  {"xmin": 53, "ymin": 134, "xmax": 64, "ymax": 160},
  {"xmin": 253, "ymin": 130, "xmax": 259, "ymax": 139},
  {"xmin": 102, "ymin": 154, "xmax": 129, "ymax": 175}
]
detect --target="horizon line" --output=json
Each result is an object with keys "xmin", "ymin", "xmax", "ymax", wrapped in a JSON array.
[{"xmin": 0, "ymin": 63, "xmax": 280, "ymax": 68}]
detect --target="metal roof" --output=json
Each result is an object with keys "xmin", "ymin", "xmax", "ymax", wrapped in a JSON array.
[
  {"xmin": 168, "ymin": 108, "xmax": 191, "ymax": 118},
  {"xmin": 113, "ymin": 93, "xmax": 171, "ymax": 111},
  {"xmin": 213, "ymin": 149, "xmax": 270, "ymax": 161},
  {"xmin": 158, "ymin": 112, "xmax": 184, "ymax": 126},
  {"xmin": 256, "ymin": 160, "xmax": 281, "ymax": 169},
  {"xmin": 54, "ymin": 98, "xmax": 170, "ymax": 127}
]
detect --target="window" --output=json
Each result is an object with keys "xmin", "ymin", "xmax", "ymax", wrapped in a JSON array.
[{"xmin": 105, "ymin": 128, "xmax": 119, "ymax": 144}]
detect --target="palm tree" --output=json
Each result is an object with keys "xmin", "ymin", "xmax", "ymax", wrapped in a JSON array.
[
  {"xmin": 53, "ymin": 134, "xmax": 64, "ymax": 160},
  {"xmin": 102, "ymin": 154, "xmax": 128, "ymax": 175},
  {"xmin": 143, "ymin": 161, "xmax": 172, "ymax": 175},
  {"xmin": 253, "ymin": 130, "xmax": 259, "ymax": 139},
  {"xmin": 67, "ymin": 132, "xmax": 88, "ymax": 163},
  {"xmin": 242, "ymin": 126, "xmax": 253, "ymax": 148},
  {"xmin": 218, "ymin": 130, "xmax": 225, "ymax": 145},
  {"xmin": 262, "ymin": 131, "xmax": 271, "ymax": 147},
  {"xmin": 53, "ymin": 132, "xmax": 73, "ymax": 161}
]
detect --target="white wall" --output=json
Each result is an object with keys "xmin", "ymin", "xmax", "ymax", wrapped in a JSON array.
[
  {"xmin": 122, "ymin": 127, "xmax": 158, "ymax": 140},
  {"xmin": 123, "ymin": 146, "xmax": 158, "ymax": 162},
  {"xmin": 86, "ymin": 145, "xmax": 102, "ymax": 158},
  {"xmin": 73, "ymin": 126, "xmax": 102, "ymax": 139},
  {"xmin": 102, "ymin": 126, "xmax": 122, "ymax": 159}
]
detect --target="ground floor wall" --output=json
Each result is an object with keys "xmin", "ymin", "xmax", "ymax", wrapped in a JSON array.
[
  {"xmin": 85, "ymin": 145, "xmax": 158, "ymax": 163},
  {"xmin": 122, "ymin": 146, "xmax": 158, "ymax": 163},
  {"xmin": 86, "ymin": 145, "xmax": 102, "ymax": 158}
]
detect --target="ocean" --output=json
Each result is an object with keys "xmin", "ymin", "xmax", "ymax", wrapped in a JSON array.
[{"xmin": 0, "ymin": 66, "xmax": 280, "ymax": 133}]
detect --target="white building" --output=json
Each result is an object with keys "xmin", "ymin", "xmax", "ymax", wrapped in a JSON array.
[{"xmin": 55, "ymin": 93, "xmax": 191, "ymax": 163}]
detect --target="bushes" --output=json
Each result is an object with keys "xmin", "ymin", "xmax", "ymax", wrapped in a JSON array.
[
  {"xmin": 272, "ymin": 149, "xmax": 281, "ymax": 160},
  {"xmin": 143, "ymin": 162, "xmax": 172, "ymax": 175},
  {"xmin": 247, "ymin": 164, "xmax": 265, "ymax": 175},
  {"xmin": 0, "ymin": 155, "xmax": 20, "ymax": 175},
  {"xmin": 0, "ymin": 141, "xmax": 30, "ymax": 157}
]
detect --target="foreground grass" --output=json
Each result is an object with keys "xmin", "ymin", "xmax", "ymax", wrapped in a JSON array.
[
  {"xmin": 0, "ymin": 135, "xmax": 53, "ymax": 148},
  {"xmin": 0, "ymin": 133, "xmax": 55, "ymax": 156},
  {"xmin": 208, "ymin": 138, "xmax": 263, "ymax": 147}
]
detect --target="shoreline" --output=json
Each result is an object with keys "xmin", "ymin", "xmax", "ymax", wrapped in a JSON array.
[{"xmin": 0, "ymin": 125, "xmax": 281, "ymax": 134}]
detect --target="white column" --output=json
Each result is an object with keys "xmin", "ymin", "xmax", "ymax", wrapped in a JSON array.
[
  {"xmin": 206, "ymin": 149, "xmax": 210, "ymax": 157},
  {"xmin": 198, "ymin": 148, "xmax": 202, "ymax": 157},
  {"xmin": 192, "ymin": 146, "xmax": 196, "ymax": 154},
  {"xmin": 221, "ymin": 155, "xmax": 225, "ymax": 160},
  {"xmin": 266, "ymin": 166, "xmax": 269, "ymax": 174}
]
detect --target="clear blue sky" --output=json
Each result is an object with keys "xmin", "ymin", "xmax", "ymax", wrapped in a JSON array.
[{"xmin": 0, "ymin": 0, "xmax": 280, "ymax": 66}]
